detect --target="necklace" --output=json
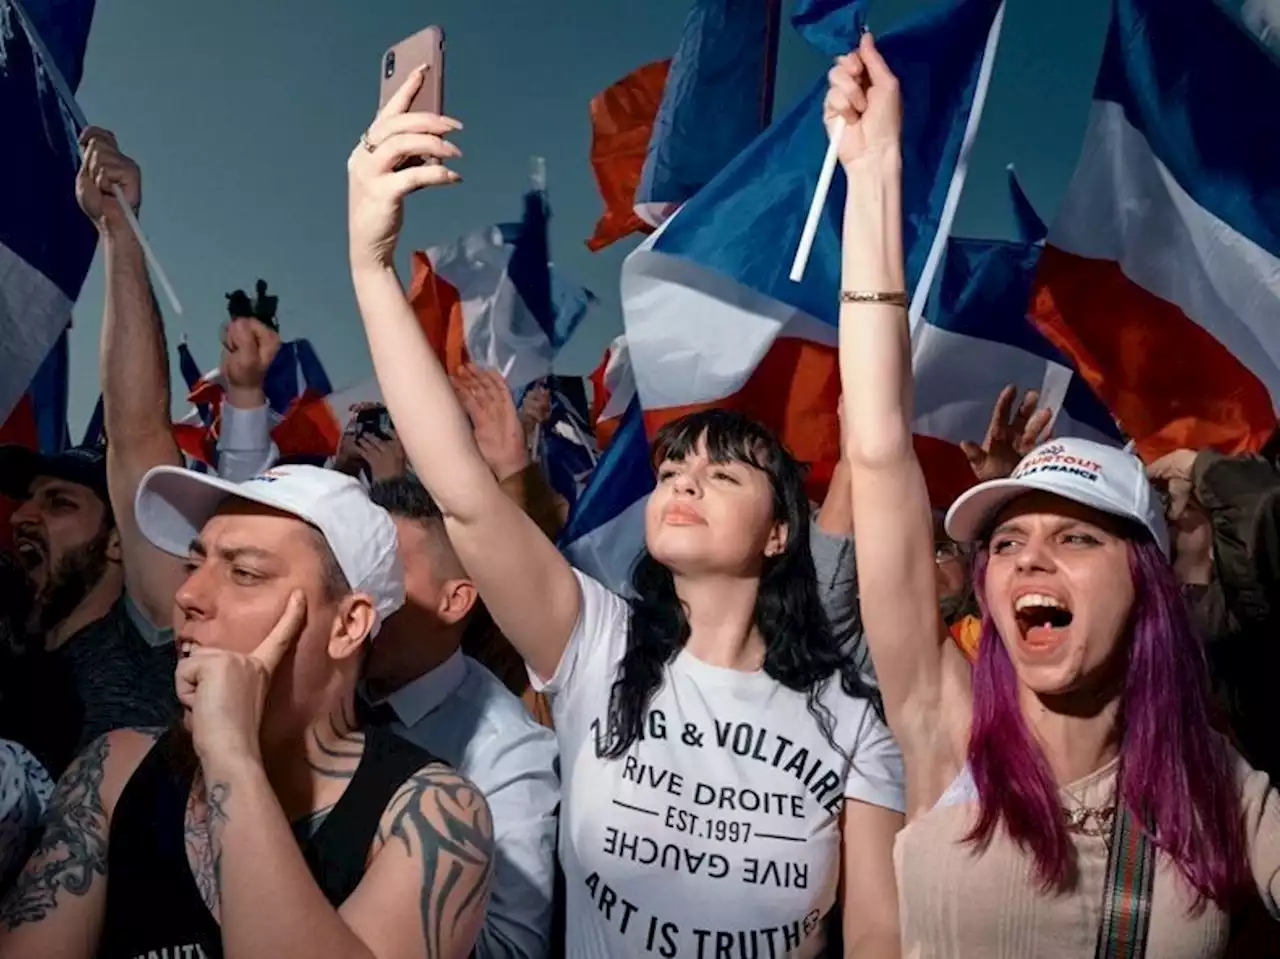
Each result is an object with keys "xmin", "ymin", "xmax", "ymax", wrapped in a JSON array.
[{"xmin": 1061, "ymin": 781, "xmax": 1118, "ymax": 849}]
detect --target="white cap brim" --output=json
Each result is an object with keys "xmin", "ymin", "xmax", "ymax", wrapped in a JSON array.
[
  {"xmin": 945, "ymin": 473, "xmax": 1155, "ymax": 546},
  {"xmin": 136, "ymin": 466, "xmax": 300, "ymax": 558}
]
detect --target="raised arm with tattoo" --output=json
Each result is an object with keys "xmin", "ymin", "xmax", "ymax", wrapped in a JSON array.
[
  {"xmin": 831, "ymin": 35, "xmax": 968, "ymax": 818},
  {"xmin": 77, "ymin": 129, "xmax": 186, "ymax": 628},
  {"xmin": 347, "ymin": 70, "xmax": 580, "ymax": 682}
]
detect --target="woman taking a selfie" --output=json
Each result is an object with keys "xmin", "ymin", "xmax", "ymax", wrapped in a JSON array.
[
  {"xmin": 345, "ymin": 67, "xmax": 906, "ymax": 958},
  {"xmin": 831, "ymin": 30, "xmax": 1280, "ymax": 958}
]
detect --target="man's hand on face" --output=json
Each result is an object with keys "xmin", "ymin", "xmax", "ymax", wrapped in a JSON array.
[
  {"xmin": 176, "ymin": 591, "xmax": 305, "ymax": 767},
  {"xmin": 221, "ymin": 317, "xmax": 282, "ymax": 409}
]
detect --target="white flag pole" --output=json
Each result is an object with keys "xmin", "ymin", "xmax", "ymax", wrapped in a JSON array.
[
  {"xmin": 7, "ymin": 0, "xmax": 184, "ymax": 320},
  {"xmin": 789, "ymin": 117, "xmax": 845, "ymax": 283}
]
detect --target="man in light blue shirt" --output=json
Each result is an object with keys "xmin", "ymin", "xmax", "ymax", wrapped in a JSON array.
[{"xmin": 364, "ymin": 477, "xmax": 559, "ymax": 959}]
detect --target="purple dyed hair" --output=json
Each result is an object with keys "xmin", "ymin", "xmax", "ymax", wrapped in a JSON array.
[{"xmin": 966, "ymin": 536, "xmax": 1250, "ymax": 907}]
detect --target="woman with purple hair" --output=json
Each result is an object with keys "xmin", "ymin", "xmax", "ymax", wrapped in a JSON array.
[{"xmin": 829, "ymin": 32, "xmax": 1280, "ymax": 957}]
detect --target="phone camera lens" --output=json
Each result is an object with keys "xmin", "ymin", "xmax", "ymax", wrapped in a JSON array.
[{"xmin": 384, "ymin": 51, "xmax": 396, "ymax": 78}]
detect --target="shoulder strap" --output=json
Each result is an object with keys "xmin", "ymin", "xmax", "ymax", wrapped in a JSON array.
[{"xmin": 1094, "ymin": 803, "xmax": 1157, "ymax": 959}]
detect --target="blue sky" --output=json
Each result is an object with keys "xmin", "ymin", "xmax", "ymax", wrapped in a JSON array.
[{"xmin": 67, "ymin": 0, "xmax": 1112, "ymax": 429}]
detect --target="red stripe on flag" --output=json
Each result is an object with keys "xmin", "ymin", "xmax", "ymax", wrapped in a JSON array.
[
  {"xmin": 588, "ymin": 344, "xmax": 612, "ymax": 429},
  {"xmin": 638, "ymin": 338, "xmax": 978, "ymax": 508},
  {"xmin": 0, "ymin": 395, "xmax": 38, "ymax": 548},
  {"xmin": 173, "ymin": 422, "xmax": 216, "ymax": 466},
  {"xmin": 913, "ymin": 435, "xmax": 979, "ymax": 512},
  {"xmin": 273, "ymin": 390, "xmax": 343, "ymax": 459},
  {"xmin": 409, "ymin": 251, "xmax": 470, "ymax": 377},
  {"xmin": 187, "ymin": 377, "xmax": 223, "ymax": 407},
  {"xmin": 586, "ymin": 60, "xmax": 670, "ymax": 252},
  {"xmin": 1031, "ymin": 246, "xmax": 1276, "ymax": 461},
  {"xmin": 642, "ymin": 338, "xmax": 841, "ymax": 501}
]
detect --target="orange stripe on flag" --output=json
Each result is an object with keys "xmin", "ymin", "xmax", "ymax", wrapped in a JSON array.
[
  {"xmin": 1031, "ymin": 246, "xmax": 1276, "ymax": 461},
  {"xmin": 642, "ymin": 338, "xmax": 841, "ymax": 501},
  {"xmin": 409, "ymin": 251, "xmax": 469, "ymax": 377},
  {"xmin": 586, "ymin": 60, "xmax": 670, "ymax": 253}
]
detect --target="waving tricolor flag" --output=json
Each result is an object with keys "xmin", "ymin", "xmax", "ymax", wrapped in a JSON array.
[
  {"xmin": 563, "ymin": 0, "xmax": 1005, "ymax": 587},
  {"xmin": 411, "ymin": 190, "xmax": 594, "ymax": 394},
  {"xmin": 0, "ymin": 0, "xmax": 96, "ymax": 432},
  {"xmin": 172, "ymin": 338, "xmax": 338, "ymax": 469},
  {"xmin": 586, "ymin": 0, "xmax": 784, "ymax": 250},
  {"xmin": 913, "ymin": 234, "xmax": 1124, "ymax": 506},
  {"xmin": 633, "ymin": 0, "xmax": 782, "ymax": 228},
  {"xmin": 1031, "ymin": 0, "xmax": 1280, "ymax": 461},
  {"xmin": 623, "ymin": 0, "xmax": 1005, "ymax": 497}
]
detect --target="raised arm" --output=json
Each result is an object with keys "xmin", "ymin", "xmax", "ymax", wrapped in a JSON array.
[
  {"xmin": 77, "ymin": 129, "xmax": 185, "ymax": 628},
  {"xmin": 830, "ymin": 37, "xmax": 960, "ymax": 795},
  {"xmin": 0, "ymin": 728, "xmax": 157, "ymax": 959},
  {"xmin": 346, "ymin": 71, "xmax": 580, "ymax": 681}
]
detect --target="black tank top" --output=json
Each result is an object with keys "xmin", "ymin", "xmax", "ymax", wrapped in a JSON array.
[{"xmin": 96, "ymin": 726, "xmax": 438, "ymax": 959}]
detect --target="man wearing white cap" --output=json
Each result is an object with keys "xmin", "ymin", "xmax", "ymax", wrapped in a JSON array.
[{"xmin": 0, "ymin": 465, "xmax": 495, "ymax": 959}]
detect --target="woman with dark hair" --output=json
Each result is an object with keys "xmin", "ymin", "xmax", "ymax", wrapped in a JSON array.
[
  {"xmin": 830, "ymin": 32, "xmax": 1280, "ymax": 956},
  {"xmin": 346, "ymin": 69, "xmax": 906, "ymax": 958}
]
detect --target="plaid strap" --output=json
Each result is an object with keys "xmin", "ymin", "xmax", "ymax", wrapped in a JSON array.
[{"xmin": 1094, "ymin": 804, "xmax": 1157, "ymax": 959}]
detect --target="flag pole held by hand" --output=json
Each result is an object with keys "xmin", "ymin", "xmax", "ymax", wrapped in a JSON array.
[
  {"xmin": 7, "ymin": 0, "xmax": 184, "ymax": 320},
  {"xmin": 789, "ymin": 117, "xmax": 845, "ymax": 283}
]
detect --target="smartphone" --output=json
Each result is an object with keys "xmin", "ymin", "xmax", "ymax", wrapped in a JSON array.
[
  {"xmin": 378, "ymin": 26, "xmax": 445, "ymax": 116},
  {"xmin": 354, "ymin": 405, "xmax": 393, "ymax": 442}
]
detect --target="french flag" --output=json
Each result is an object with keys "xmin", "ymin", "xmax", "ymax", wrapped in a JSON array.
[
  {"xmin": 564, "ymin": 0, "xmax": 1005, "ymax": 589},
  {"xmin": 623, "ymin": 0, "xmax": 1006, "ymax": 499},
  {"xmin": 586, "ymin": 334, "xmax": 636, "ymax": 450},
  {"xmin": 559, "ymin": 397, "xmax": 652, "ymax": 593},
  {"xmin": 410, "ymin": 190, "xmax": 594, "ymax": 394},
  {"xmin": 172, "ymin": 338, "xmax": 339, "ymax": 468},
  {"xmin": 913, "ymin": 232, "xmax": 1124, "ymax": 507},
  {"xmin": 1031, "ymin": 0, "xmax": 1280, "ymax": 461},
  {"xmin": 0, "ymin": 0, "xmax": 96, "ymax": 432},
  {"xmin": 585, "ymin": 0, "xmax": 783, "ymax": 250},
  {"xmin": 633, "ymin": 0, "xmax": 782, "ymax": 229}
]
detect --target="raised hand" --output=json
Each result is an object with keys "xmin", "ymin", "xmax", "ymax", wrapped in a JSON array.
[
  {"xmin": 452, "ymin": 365, "xmax": 529, "ymax": 482},
  {"xmin": 823, "ymin": 31, "xmax": 902, "ymax": 169},
  {"xmin": 76, "ymin": 127, "xmax": 141, "ymax": 233},
  {"xmin": 347, "ymin": 66, "xmax": 463, "ymax": 269},
  {"xmin": 176, "ymin": 591, "xmax": 306, "ymax": 764},
  {"xmin": 1147, "ymin": 449, "xmax": 1199, "ymax": 521},
  {"xmin": 356, "ymin": 433, "xmax": 408, "ymax": 481},
  {"xmin": 960, "ymin": 385, "xmax": 1053, "ymax": 482},
  {"xmin": 220, "ymin": 317, "xmax": 281, "ymax": 407}
]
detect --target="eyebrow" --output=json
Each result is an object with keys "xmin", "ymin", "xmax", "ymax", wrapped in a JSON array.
[{"xmin": 187, "ymin": 539, "xmax": 277, "ymax": 563}]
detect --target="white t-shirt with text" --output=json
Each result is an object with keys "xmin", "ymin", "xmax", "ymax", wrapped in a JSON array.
[{"xmin": 536, "ymin": 571, "xmax": 906, "ymax": 959}]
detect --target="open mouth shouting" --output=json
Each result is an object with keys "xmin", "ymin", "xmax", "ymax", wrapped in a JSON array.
[
  {"xmin": 12, "ymin": 533, "xmax": 47, "ymax": 583},
  {"xmin": 1013, "ymin": 590, "xmax": 1074, "ymax": 653}
]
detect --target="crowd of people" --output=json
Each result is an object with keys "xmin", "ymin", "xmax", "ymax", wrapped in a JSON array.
[{"xmin": 0, "ymin": 32, "xmax": 1275, "ymax": 959}]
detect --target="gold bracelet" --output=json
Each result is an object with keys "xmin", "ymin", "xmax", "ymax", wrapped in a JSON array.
[{"xmin": 840, "ymin": 290, "xmax": 908, "ymax": 306}]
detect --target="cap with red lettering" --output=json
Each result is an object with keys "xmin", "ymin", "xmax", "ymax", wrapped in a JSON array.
[{"xmin": 945, "ymin": 437, "xmax": 1169, "ymax": 555}]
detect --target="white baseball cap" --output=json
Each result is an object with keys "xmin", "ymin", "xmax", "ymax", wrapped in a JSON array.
[
  {"xmin": 134, "ymin": 464, "xmax": 404, "ymax": 634},
  {"xmin": 945, "ymin": 437, "xmax": 1170, "ymax": 556}
]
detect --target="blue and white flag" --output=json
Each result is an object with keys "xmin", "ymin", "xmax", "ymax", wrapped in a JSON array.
[
  {"xmin": 634, "ymin": 0, "xmax": 783, "ymax": 227},
  {"xmin": 0, "ymin": 0, "xmax": 97, "ymax": 422}
]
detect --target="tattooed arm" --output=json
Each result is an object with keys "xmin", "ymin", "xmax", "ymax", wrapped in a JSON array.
[
  {"xmin": 0, "ymin": 729, "xmax": 158, "ymax": 959},
  {"xmin": 209, "ymin": 757, "xmax": 493, "ymax": 959}
]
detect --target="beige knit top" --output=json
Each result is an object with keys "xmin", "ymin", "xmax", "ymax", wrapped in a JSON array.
[{"xmin": 894, "ymin": 755, "xmax": 1280, "ymax": 958}]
